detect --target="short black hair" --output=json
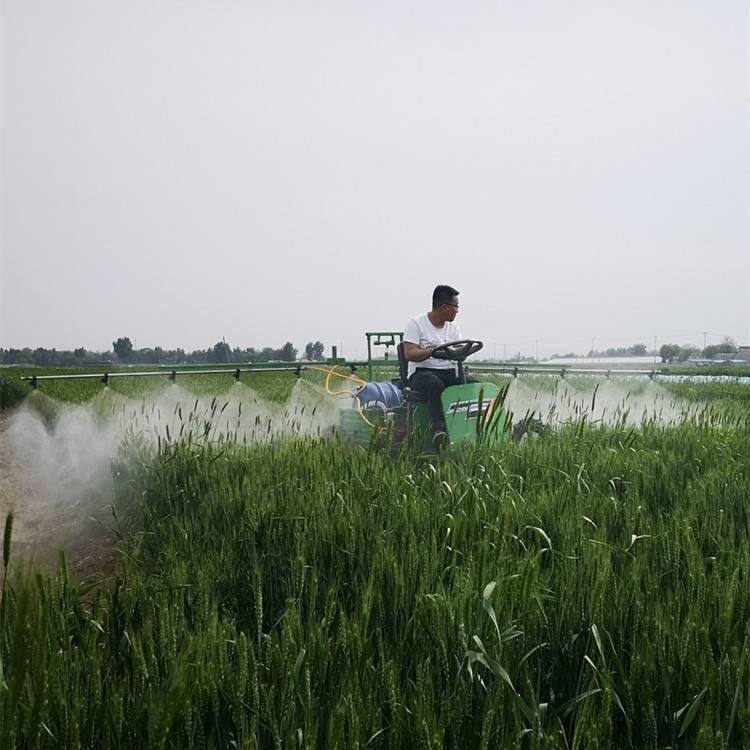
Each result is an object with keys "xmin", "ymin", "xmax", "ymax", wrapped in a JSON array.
[{"xmin": 432, "ymin": 285, "xmax": 459, "ymax": 309}]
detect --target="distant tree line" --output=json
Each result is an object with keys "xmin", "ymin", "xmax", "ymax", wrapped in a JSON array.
[
  {"xmin": 580, "ymin": 339, "xmax": 738, "ymax": 363},
  {"xmin": 0, "ymin": 337, "xmax": 328, "ymax": 367},
  {"xmin": 540, "ymin": 343, "xmax": 649, "ymax": 361},
  {"xmin": 586, "ymin": 343, "xmax": 649, "ymax": 358},
  {"xmin": 659, "ymin": 337, "xmax": 738, "ymax": 364},
  {"xmin": 536, "ymin": 339, "xmax": 740, "ymax": 363}
]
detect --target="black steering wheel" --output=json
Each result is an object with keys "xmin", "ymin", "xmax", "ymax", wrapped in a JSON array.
[{"xmin": 431, "ymin": 339, "xmax": 484, "ymax": 361}]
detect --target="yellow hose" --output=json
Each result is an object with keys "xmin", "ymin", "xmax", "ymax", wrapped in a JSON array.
[
  {"xmin": 308, "ymin": 365, "xmax": 366, "ymax": 394},
  {"xmin": 307, "ymin": 365, "xmax": 382, "ymax": 430}
]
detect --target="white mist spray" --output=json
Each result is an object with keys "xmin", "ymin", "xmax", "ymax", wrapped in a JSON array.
[
  {"xmin": 0, "ymin": 373, "xmax": 692, "ymax": 562},
  {"xmin": 502, "ymin": 376, "xmax": 690, "ymax": 428},
  {"xmin": 0, "ymin": 378, "xmax": 347, "ymax": 559}
]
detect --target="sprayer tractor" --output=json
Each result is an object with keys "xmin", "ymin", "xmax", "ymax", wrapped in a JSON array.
[{"xmin": 339, "ymin": 339, "xmax": 511, "ymax": 454}]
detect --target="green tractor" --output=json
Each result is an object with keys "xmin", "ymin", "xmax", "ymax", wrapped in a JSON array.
[{"xmin": 340, "ymin": 339, "xmax": 511, "ymax": 454}]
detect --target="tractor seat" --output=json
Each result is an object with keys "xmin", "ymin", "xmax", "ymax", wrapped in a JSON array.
[{"xmin": 397, "ymin": 342, "xmax": 427, "ymax": 402}]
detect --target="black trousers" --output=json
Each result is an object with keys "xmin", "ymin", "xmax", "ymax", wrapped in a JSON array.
[{"xmin": 408, "ymin": 368, "xmax": 478, "ymax": 432}]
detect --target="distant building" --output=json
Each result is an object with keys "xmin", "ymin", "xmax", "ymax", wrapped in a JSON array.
[
  {"xmin": 713, "ymin": 349, "xmax": 750, "ymax": 364},
  {"xmin": 685, "ymin": 347, "xmax": 750, "ymax": 366}
]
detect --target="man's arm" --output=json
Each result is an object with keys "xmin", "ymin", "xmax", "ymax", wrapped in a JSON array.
[{"xmin": 403, "ymin": 342, "xmax": 434, "ymax": 362}]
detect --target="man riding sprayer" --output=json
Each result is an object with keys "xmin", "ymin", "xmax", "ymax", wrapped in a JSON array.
[{"xmin": 403, "ymin": 285, "xmax": 478, "ymax": 449}]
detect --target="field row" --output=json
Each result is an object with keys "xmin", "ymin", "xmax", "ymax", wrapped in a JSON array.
[{"xmin": 1, "ymin": 401, "xmax": 749, "ymax": 747}]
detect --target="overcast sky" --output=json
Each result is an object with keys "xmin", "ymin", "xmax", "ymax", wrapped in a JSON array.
[{"xmin": 1, "ymin": 1, "xmax": 748, "ymax": 359}]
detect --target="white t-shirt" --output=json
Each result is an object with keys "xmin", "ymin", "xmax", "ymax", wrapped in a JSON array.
[{"xmin": 403, "ymin": 313, "xmax": 463, "ymax": 378}]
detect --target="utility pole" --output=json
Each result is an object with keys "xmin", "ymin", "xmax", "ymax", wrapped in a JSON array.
[
  {"xmin": 535, "ymin": 339, "xmax": 539, "ymax": 362},
  {"xmin": 503, "ymin": 344, "xmax": 507, "ymax": 361},
  {"xmin": 654, "ymin": 335, "xmax": 658, "ymax": 364},
  {"xmin": 493, "ymin": 342, "xmax": 497, "ymax": 361},
  {"xmin": 702, "ymin": 331, "xmax": 708, "ymax": 350}
]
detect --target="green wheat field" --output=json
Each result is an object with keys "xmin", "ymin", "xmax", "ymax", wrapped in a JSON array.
[{"xmin": 1, "ymin": 370, "xmax": 749, "ymax": 748}]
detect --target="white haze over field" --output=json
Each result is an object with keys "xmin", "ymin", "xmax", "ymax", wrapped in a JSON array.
[
  {"xmin": 0, "ymin": 376, "xmax": 704, "ymax": 560},
  {"xmin": 502, "ymin": 377, "xmax": 691, "ymax": 427},
  {"xmin": 1, "ymin": 1, "xmax": 748, "ymax": 358},
  {"xmin": 0, "ymin": 379, "xmax": 344, "ymax": 560}
]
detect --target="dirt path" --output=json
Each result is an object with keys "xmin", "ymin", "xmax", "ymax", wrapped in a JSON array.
[
  {"xmin": 0, "ymin": 408, "xmax": 36, "ymax": 542},
  {"xmin": 0, "ymin": 408, "xmax": 120, "ymax": 580}
]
